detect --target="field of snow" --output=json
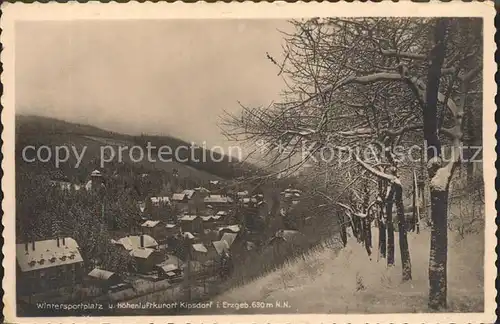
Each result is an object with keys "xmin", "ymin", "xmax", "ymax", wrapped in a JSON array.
[{"xmin": 210, "ymin": 228, "xmax": 484, "ymax": 314}]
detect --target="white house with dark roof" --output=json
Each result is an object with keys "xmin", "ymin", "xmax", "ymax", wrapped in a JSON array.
[{"xmin": 16, "ymin": 237, "xmax": 84, "ymax": 294}]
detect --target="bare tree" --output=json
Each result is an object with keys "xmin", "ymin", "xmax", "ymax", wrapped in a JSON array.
[{"xmin": 221, "ymin": 17, "xmax": 482, "ymax": 304}]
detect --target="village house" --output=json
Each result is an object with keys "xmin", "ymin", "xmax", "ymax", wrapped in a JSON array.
[
  {"xmin": 200, "ymin": 216, "xmax": 217, "ymax": 230},
  {"xmin": 218, "ymin": 224, "xmax": 241, "ymax": 237},
  {"xmin": 87, "ymin": 268, "xmax": 121, "ymax": 292},
  {"xmin": 150, "ymin": 196, "xmax": 170, "ymax": 206},
  {"xmin": 148, "ymin": 196, "xmax": 172, "ymax": 220},
  {"xmin": 236, "ymin": 190, "xmax": 249, "ymax": 199},
  {"xmin": 204, "ymin": 194, "xmax": 234, "ymax": 212},
  {"xmin": 208, "ymin": 180, "xmax": 223, "ymax": 192},
  {"xmin": 130, "ymin": 248, "xmax": 164, "ymax": 274},
  {"xmin": 182, "ymin": 231, "xmax": 196, "ymax": 241},
  {"xmin": 241, "ymin": 197, "xmax": 258, "ymax": 207},
  {"xmin": 194, "ymin": 187, "xmax": 211, "ymax": 195},
  {"xmin": 216, "ymin": 210, "xmax": 234, "ymax": 225},
  {"xmin": 112, "ymin": 234, "xmax": 163, "ymax": 274},
  {"xmin": 180, "ymin": 215, "xmax": 203, "ymax": 233},
  {"xmin": 165, "ymin": 223, "xmax": 179, "ymax": 237},
  {"xmin": 85, "ymin": 169, "xmax": 104, "ymax": 191},
  {"xmin": 113, "ymin": 234, "xmax": 159, "ymax": 251},
  {"xmin": 155, "ymin": 262, "xmax": 183, "ymax": 282},
  {"xmin": 201, "ymin": 229, "xmax": 219, "ymax": 244},
  {"xmin": 220, "ymin": 232, "xmax": 245, "ymax": 257},
  {"xmin": 280, "ymin": 188, "xmax": 302, "ymax": 211},
  {"xmin": 171, "ymin": 189, "xmax": 206, "ymax": 214},
  {"xmin": 211, "ymin": 240, "xmax": 230, "ymax": 262},
  {"xmin": 16, "ymin": 237, "xmax": 84, "ymax": 295},
  {"xmin": 191, "ymin": 243, "xmax": 217, "ymax": 264},
  {"xmin": 49, "ymin": 180, "xmax": 82, "ymax": 192},
  {"xmin": 140, "ymin": 220, "xmax": 167, "ymax": 242}
]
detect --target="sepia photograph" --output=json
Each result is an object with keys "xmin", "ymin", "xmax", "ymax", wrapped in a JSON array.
[{"xmin": 1, "ymin": 2, "xmax": 496, "ymax": 323}]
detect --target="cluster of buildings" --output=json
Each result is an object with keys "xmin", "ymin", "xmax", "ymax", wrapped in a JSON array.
[
  {"xmin": 18, "ymin": 169, "xmax": 306, "ymax": 297},
  {"xmin": 18, "ymin": 171, "xmax": 273, "ymax": 296}
]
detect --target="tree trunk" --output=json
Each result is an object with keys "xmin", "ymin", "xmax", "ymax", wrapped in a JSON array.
[
  {"xmin": 424, "ymin": 18, "xmax": 450, "ymax": 310},
  {"xmin": 394, "ymin": 184, "xmax": 412, "ymax": 281},
  {"xmin": 428, "ymin": 190, "xmax": 449, "ymax": 309},
  {"xmin": 338, "ymin": 213, "xmax": 348, "ymax": 247},
  {"xmin": 378, "ymin": 204, "xmax": 387, "ymax": 258},
  {"xmin": 385, "ymin": 188, "xmax": 395, "ymax": 266},
  {"xmin": 364, "ymin": 218, "xmax": 372, "ymax": 256}
]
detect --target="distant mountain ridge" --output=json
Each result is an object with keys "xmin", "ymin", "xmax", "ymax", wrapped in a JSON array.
[{"xmin": 16, "ymin": 114, "xmax": 259, "ymax": 180}]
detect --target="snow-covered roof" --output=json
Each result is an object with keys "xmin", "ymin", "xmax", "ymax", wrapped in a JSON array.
[
  {"xmin": 192, "ymin": 243, "xmax": 208, "ymax": 253},
  {"xmin": 49, "ymin": 180, "xmax": 80, "ymax": 191},
  {"xmin": 237, "ymin": 191, "xmax": 249, "ymax": 197},
  {"xmin": 165, "ymin": 223, "xmax": 177, "ymax": 229},
  {"xmin": 194, "ymin": 187, "xmax": 211, "ymax": 193},
  {"xmin": 212, "ymin": 240, "xmax": 229, "ymax": 255},
  {"xmin": 130, "ymin": 248, "xmax": 155, "ymax": 259},
  {"xmin": 182, "ymin": 189, "xmax": 196, "ymax": 199},
  {"xmin": 180, "ymin": 215, "xmax": 198, "ymax": 221},
  {"xmin": 114, "ymin": 235, "xmax": 158, "ymax": 250},
  {"xmin": 16, "ymin": 238, "xmax": 83, "ymax": 272},
  {"xmin": 216, "ymin": 210, "xmax": 228, "ymax": 216},
  {"xmin": 183, "ymin": 232, "xmax": 195, "ymax": 240},
  {"xmin": 204, "ymin": 195, "xmax": 233, "ymax": 204},
  {"xmin": 151, "ymin": 197, "xmax": 170, "ymax": 205},
  {"xmin": 88, "ymin": 268, "xmax": 116, "ymax": 280},
  {"xmin": 172, "ymin": 193, "xmax": 186, "ymax": 201},
  {"xmin": 141, "ymin": 220, "xmax": 161, "ymax": 228},
  {"xmin": 218, "ymin": 225, "xmax": 241, "ymax": 234},
  {"xmin": 242, "ymin": 197, "xmax": 258, "ymax": 204},
  {"xmin": 221, "ymin": 233, "xmax": 238, "ymax": 247},
  {"xmin": 156, "ymin": 263, "xmax": 179, "ymax": 273}
]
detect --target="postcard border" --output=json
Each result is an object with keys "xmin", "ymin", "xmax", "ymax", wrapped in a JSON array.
[{"xmin": 1, "ymin": 2, "xmax": 497, "ymax": 323}]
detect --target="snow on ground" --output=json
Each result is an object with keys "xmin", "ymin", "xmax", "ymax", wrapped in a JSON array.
[{"xmin": 211, "ymin": 228, "xmax": 484, "ymax": 314}]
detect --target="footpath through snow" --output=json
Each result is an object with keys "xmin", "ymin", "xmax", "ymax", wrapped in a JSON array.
[{"xmin": 207, "ymin": 229, "xmax": 484, "ymax": 314}]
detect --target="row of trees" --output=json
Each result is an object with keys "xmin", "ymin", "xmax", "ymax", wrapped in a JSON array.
[
  {"xmin": 222, "ymin": 18, "xmax": 482, "ymax": 310},
  {"xmin": 16, "ymin": 171, "xmax": 139, "ymax": 275}
]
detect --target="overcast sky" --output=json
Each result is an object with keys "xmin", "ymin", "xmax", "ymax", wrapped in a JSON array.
[{"xmin": 15, "ymin": 19, "xmax": 292, "ymax": 150}]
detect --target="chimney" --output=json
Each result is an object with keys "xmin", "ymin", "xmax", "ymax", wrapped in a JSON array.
[
  {"xmin": 140, "ymin": 235, "xmax": 144, "ymax": 248},
  {"xmin": 32, "ymin": 241, "xmax": 35, "ymax": 251},
  {"xmin": 24, "ymin": 242, "xmax": 28, "ymax": 252},
  {"xmin": 62, "ymin": 237, "xmax": 66, "ymax": 245},
  {"xmin": 57, "ymin": 237, "xmax": 60, "ymax": 247}
]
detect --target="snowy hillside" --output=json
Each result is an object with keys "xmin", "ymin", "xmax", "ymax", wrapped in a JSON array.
[{"xmin": 207, "ymin": 228, "xmax": 484, "ymax": 314}]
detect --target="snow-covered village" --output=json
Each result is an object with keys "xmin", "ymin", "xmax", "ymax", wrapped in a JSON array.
[{"xmin": 10, "ymin": 14, "xmax": 490, "ymax": 319}]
